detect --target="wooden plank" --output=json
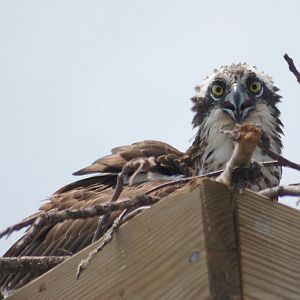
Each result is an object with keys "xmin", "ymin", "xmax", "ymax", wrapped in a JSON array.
[
  {"xmin": 10, "ymin": 178, "xmax": 300, "ymax": 300},
  {"xmin": 199, "ymin": 180, "xmax": 241, "ymax": 299},
  {"xmin": 7, "ymin": 179, "xmax": 240, "ymax": 300},
  {"xmin": 237, "ymin": 191, "xmax": 300, "ymax": 300}
]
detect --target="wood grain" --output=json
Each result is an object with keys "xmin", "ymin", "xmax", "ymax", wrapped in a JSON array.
[
  {"xmin": 237, "ymin": 191, "xmax": 300, "ymax": 300},
  {"xmin": 8, "ymin": 179, "xmax": 237, "ymax": 300},
  {"xmin": 200, "ymin": 180, "xmax": 241, "ymax": 299},
  {"xmin": 8, "ymin": 179, "xmax": 300, "ymax": 300}
]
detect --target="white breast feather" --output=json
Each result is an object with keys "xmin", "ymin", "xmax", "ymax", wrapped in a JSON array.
[{"xmin": 198, "ymin": 103, "xmax": 281, "ymax": 189}]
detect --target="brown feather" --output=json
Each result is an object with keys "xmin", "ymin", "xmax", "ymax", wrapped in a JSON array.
[{"xmin": 73, "ymin": 140, "xmax": 186, "ymax": 177}]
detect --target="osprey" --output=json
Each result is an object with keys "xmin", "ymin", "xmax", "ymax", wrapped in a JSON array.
[{"xmin": 0, "ymin": 64, "xmax": 283, "ymax": 292}]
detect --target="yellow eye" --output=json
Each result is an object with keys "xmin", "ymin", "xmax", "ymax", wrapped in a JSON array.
[
  {"xmin": 211, "ymin": 83, "xmax": 224, "ymax": 98},
  {"xmin": 249, "ymin": 80, "xmax": 262, "ymax": 94}
]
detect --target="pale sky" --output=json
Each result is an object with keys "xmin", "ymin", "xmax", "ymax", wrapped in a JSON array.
[{"xmin": 1, "ymin": 0, "xmax": 300, "ymax": 255}]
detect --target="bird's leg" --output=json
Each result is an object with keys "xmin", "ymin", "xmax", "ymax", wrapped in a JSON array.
[
  {"xmin": 217, "ymin": 123, "xmax": 262, "ymax": 188},
  {"xmin": 93, "ymin": 157, "xmax": 156, "ymax": 243},
  {"xmin": 128, "ymin": 157, "xmax": 156, "ymax": 186},
  {"xmin": 111, "ymin": 156, "xmax": 156, "ymax": 202}
]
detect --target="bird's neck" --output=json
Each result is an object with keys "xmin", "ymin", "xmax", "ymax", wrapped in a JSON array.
[{"xmin": 190, "ymin": 103, "xmax": 282, "ymax": 176}]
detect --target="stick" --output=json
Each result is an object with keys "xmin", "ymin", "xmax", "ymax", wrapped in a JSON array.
[
  {"xmin": 144, "ymin": 170, "xmax": 222, "ymax": 195},
  {"xmin": 259, "ymin": 184, "xmax": 300, "ymax": 199},
  {"xmin": 77, "ymin": 206, "xmax": 152, "ymax": 278},
  {"xmin": 0, "ymin": 216, "xmax": 37, "ymax": 240},
  {"xmin": 284, "ymin": 53, "xmax": 300, "ymax": 84},
  {"xmin": 0, "ymin": 256, "xmax": 69, "ymax": 274},
  {"xmin": 13, "ymin": 195, "xmax": 159, "ymax": 251},
  {"xmin": 76, "ymin": 209, "xmax": 127, "ymax": 279},
  {"xmin": 264, "ymin": 148, "xmax": 300, "ymax": 171}
]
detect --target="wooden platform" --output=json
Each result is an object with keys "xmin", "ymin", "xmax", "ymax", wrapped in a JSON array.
[{"xmin": 7, "ymin": 179, "xmax": 300, "ymax": 300}]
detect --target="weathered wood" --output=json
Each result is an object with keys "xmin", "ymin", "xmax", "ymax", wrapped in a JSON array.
[
  {"xmin": 199, "ymin": 180, "xmax": 240, "ymax": 299},
  {"xmin": 7, "ymin": 179, "xmax": 239, "ymax": 300},
  {"xmin": 7, "ymin": 179, "xmax": 300, "ymax": 300},
  {"xmin": 237, "ymin": 191, "xmax": 300, "ymax": 300}
]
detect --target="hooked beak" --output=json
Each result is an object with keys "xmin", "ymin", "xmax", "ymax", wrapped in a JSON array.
[{"xmin": 222, "ymin": 84, "xmax": 255, "ymax": 123}]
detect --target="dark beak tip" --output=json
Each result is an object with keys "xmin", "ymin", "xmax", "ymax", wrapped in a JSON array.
[{"xmin": 223, "ymin": 84, "xmax": 255, "ymax": 122}]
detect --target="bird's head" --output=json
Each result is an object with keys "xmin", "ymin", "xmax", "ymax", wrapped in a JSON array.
[{"xmin": 191, "ymin": 63, "xmax": 282, "ymax": 129}]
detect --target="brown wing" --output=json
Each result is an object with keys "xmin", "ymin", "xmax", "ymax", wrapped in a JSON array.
[
  {"xmin": 73, "ymin": 140, "xmax": 191, "ymax": 176},
  {"xmin": 0, "ymin": 140, "xmax": 192, "ymax": 291}
]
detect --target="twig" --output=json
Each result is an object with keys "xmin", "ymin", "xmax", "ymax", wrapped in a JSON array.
[
  {"xmin": 0, "ymin": 256, "xmax": 69, "ymax": 274},
  {"xmin": 264, "ymin": 148, "xmax": 300, "ymax": 171},
  {"xmin": 260, "ymin": 160, "xmax": 279, "ymax": 167},
  {"xmin": 284, "ymin": 53, "xmax": 300, "ymax": 84},
  {"xmin": 259, "ymin": 184, "xmax": 300, "ymax": 199},
  {"xmin": 92, "ymin": 157, "xmax": 156, "ymax": 242},
  {"xmin": 10, "ymin": 194, "xmax": 159, "ymax": 251},
  {"xmin": 76, "ymin": 209, "xmax": 127, "ymax": 279},
  {"xmin": 144, "ymin": 170, "xmax": 222, "ymax": 195},
  {"xmin": 0, "ymin": 216, "xmax": 37, "ymax": 240},
  {"xmin": 77, "ymin": 206, "xmax": 151, "ymax": 278},
  {"xmin": 120, "ymin": 206, "xmax": 151, "ymax": 222},
  {"xmin": 92, "ymin": 215, "xmax": 110, "ymax": 243},
  {"xmin": 144, "ymin": 160, "xmax": 279, "ymax": 196}
]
